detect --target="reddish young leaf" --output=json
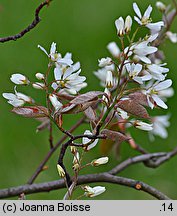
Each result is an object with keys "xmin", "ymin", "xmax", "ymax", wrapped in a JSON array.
[
  {"xmin": 70, "ymin": 91, "xmax": 104, "ymax": 105},
  {"xmin": 100, "ymin": 124, "xmax": 126, "ymax": 156},
  {"xmin": 128, "ymin": 92, "xmax": 149, "ymax": 107},
  {"xmin": 59, "ymin": 101, "xmax": 97, "ymax": 114},
  {"xmin": 12, "ymin": 106, "xmax": 48, "ymax": 118},
  {"xmin": 117, "ymin": 99, "xmax": 149, "ymax": 119},
  {"xmin": 101, "ymin": 129, "xmax": 128, "ymax": 144},
  {"xmin": 84, "ymin": 106, "xmax": 97, "ymax": 122},
  {"xmin": 59, "ymin": 103, "xmax": 77, "ymax": 114}
]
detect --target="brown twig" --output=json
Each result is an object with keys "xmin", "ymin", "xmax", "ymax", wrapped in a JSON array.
[
  {"xmin": 57, "ymin": 133, "xmax": 107, "ymax": 186},
  {"xmin": 144, "ymin": 146, "xmax": 177, "ymax": 168},
  {"xmin": 109, "ymin": 153, "xmax": 167, "ymax": 175},
  {"xmin": 27, "ymin": 117, "xmax": 85, "ymax": 184},
  {"xmin": 0, "ymin": 0, "xmax": 52, "ymax": 43}
]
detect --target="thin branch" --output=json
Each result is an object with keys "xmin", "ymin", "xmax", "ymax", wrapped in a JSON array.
[
  {"xmin": 27, "ymin": 117, "xmax": 85, "ymax": 184},
  {"xmin": 0, "ymin": 173, "xmax": 170, "ymax": 200},
  {"xmin": 109, "ymin": 153, "xmax": 167, "ymax": 175},
  {"xmin": 57, "ymin": 133, "xmax": 107, "ymax": 186},
  {"xmin": 144, "ymin": 146, "xmax": 177, "ymax": 168},
  {"xmin": 0, "ymin": 0, "xmax": 52, "ymax": 43}
]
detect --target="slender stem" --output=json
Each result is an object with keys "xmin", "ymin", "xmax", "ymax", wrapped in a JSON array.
[
  {"xmin": 0, "ymin": 0, "xmax": 52, "ymax": 43},
  {"xmin": 130, "ymin": 26, "xmax": 140, "ymax": 43},
  {"xmin": 27, "ymin": 117, "xmax": 85, "ymax": 184}
]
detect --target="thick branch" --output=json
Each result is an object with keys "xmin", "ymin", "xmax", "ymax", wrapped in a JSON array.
[
  {"xmin": 0, "ymin": 0, "xmax": 52, "ymax": 43},
  {"xmin": 0, "ymin": 173, "xmax": 170, "ymax": 200}
]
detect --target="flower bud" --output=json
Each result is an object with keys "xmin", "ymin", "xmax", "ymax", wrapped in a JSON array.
[
  {"xmin": 49, "ymin": 94, "xmax": 63, "ymax": 111},
  {"xmin": 125, "ymin": 16, "xmax": 132, "ymax": 34},
  {"xmin": 166, "ymin": 31, "xmax": 177, "ymax": 43},
  {"xmin": 57, "ymin": 164, "xmax": 65, "ymax": 178},
  {"xmin": 91, "ymin": 157, "xmax": 109, "ymax": 166},
  {"xmin": 133, "ymin": 120, "xmax": 153, "ymax": 131},
  {"xmin": 10, "ymin": 74, "xmax": 30, "ymax": 85},
  {"xmin": 72, "ymin": 152, "xmax": 80, "ymax": 171},
  {"xmin": 35, "ymin": 73, "xmax": 45, "ymax": 80},
  {"xmin": 156, "ymin": 1, "xmax": 166, "ymax": 12},
  {"xmin": 73, "ymin": 152, "xmax": 80, "ymax": 165},
  {"xmin": 70, "ymin": 146, "xmax": 77, "ymax": 154},
  {"xmin": 32, "ymin": 82, "xmax": 45, "ymax": 89},
  {"xmin": 117, "ymin": 108, "xmax": 129, "ymax": 119},
  {"xmin": 84, "ymin": 185, "xmax": 106, "ymax": 197},
  {"xmin": 16, "ymin": 92, "xmax": 33, "ymax": 103},
  {"xmin": 107, "ymin": 42, "xmax": 120, "ymax": 58},
  {"xmin": 115, "ymin": 17, "xmax": 125, "ymax": 37},
  {"xmin": 106, "ymin": 71, "xmax": 113, "ymax": 88},
  {"xmin": 98, "ymin": 57, "xmax": 112, "ymax": 67},
  {"xmin": 73, "ymin": 152, "xmax": 80, "ymax": 171}
]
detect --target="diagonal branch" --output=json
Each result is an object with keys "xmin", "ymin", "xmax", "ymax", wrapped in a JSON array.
[
  {"xmin": 0, "ymin": 173, "xmax": 170, "ymax": 200},
  {"xmin": 0, "ymin": 0, "xmax": 52, "ymax": 43},
  {"xmin": 144, "ymin": 146, "xmax": 177, "ymax": 168},
  {"xmin": 2, "ymin": 151, "xmax": 177, "ymax": 200},
  {"xmin": 109, "ymin": 152, "xmax": 167, "ymax": 175}
]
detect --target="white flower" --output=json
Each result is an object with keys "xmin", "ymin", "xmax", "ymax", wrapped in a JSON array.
[
  {"xmin": 126, "ymin": 63, "xmax": 143, "ymax": 84},
  {"xmin": 94, "ymin": 64, "xmax": 116, "ymax": 87},
  {"xmin": 133, "ymin": 3, "xmax": 164, "ymax": 33},
  {"xmin": 130, "ymin": 41, "xmax": 157, "ymax": 64},
  {"xmin": 115, "ymin": 17, "xmax": 125, "ymax": 37},
  {"xmin": 125, "ymin": 15, "xmax": 133, "ymax": 34},
  {"xmin": 38, "ymin": 42, "xmax": 73, "ymax": 66},
  {"xmin": 57, "ymin": 164, "xmax": 65, "ymax": 178},
  {"xmin": 35, "ymin": 73, "xmax": 45, "ymax": 80},
  {"xmin": 82, "ymin": 130, "xmax": 98, "ymax": 151},
  {"xmin": 149, "ymin": 115, "xmax": 170, "ymax": 141},
  {"xmin": 10, "ymin": 74, "xmax": 30, "ymax": 85},
  {"xmin": 107, "ymin": 42, "xmax": 120, "ymax": 58},
  {"xmin": 52, "ymin": 63, "xmax": 87, "ymax": 95},
  {"xmin": 49, "ymin": 94, "xmax": 63, "ymax": 111},
  {"xmin": 156, "ymin": 1, "xmax": 166, "ymax": 12},
  {"xmin": 2, "ymin": 87, "xmax": 32, "ymax": 107},
  {"xmin": 84, "ymin": 186, "xmax": 106, "ymax": 198},
  {"xmin": 166, "ymin": 31, "xmax": 177, "ymax": 43},
  {"xmin": 117, "ymin": 108, "xmax": 129, "ymax": 119},
  {"xmin": 132, "ymin": 120, "xmax": 153, "ymax": 131},
  {"xmin": 145, "ymin": 79, "xmax": 172, "ymax": 109},
  {"xmin": 106, "ymin": 71, "xmax": 113, "ymax": 88},
  {"xmin": 98, "ymin": 57, "xmax": 112, "ymax": 67},
  {"xmin": 158, "ymin": 87, "xmax": 174, "ymax": 99},
  {"xmin": 91, "ymin": 157, "xmax": 109, "ymax": 166},
  {"xmin": 32, "ymin": 82, "xmax": 45, "ymax": 89},
  {"xmin": 144, "ymin": 63, "xmax": 169, "ymax": 81},
  {"xmin": 115, "ymin": 16, "xmax": 132, "ymax": 36}
]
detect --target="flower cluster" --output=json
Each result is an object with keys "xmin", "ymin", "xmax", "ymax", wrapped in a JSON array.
[
  {"xmin": 94, "ymin": 1, "xmax": 175, "ymax": 141},
  {"xmin": 3, "ymin": 43, "xmax": 87, "ymax": 111}
]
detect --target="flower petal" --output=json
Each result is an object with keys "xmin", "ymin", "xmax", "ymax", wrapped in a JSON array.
[
  {"xmin": 133, "ymin": 3, "xmax": 142, "ymax": 18},
  {"xmin": 152, "ymin": 94, "xmax": 167, "ymax": 109}
]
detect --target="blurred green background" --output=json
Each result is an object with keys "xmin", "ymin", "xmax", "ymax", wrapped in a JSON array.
[{"xmin": 0, "ymin": 0, "xmax": 177, "ymax": 200}]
